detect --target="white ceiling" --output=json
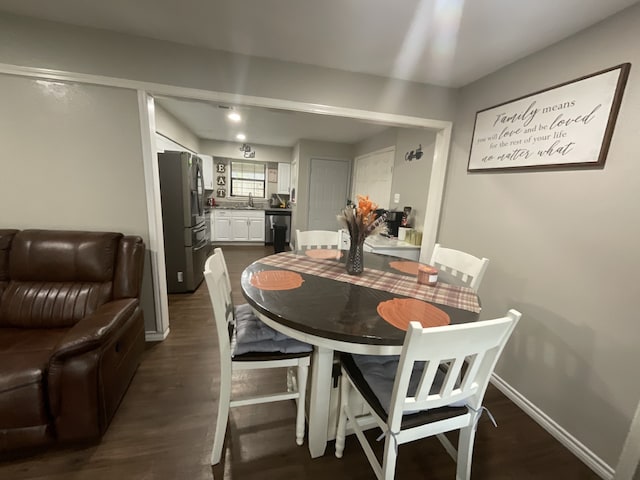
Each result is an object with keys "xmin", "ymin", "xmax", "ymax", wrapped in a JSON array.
[
  {"xmin": 2, "ymin": 0, "xmax": 636, "ymax": 146},
  {"xmin": 155, "ymin": 96, "xmax": 392, "ymax": 147}
]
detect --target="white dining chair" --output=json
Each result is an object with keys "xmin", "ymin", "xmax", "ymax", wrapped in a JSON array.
[
  {"xmin": 296, "ymin": 229, "xmax": 340, "ymax": 249},
  {"xmin": 335, "ymin": 309, "xmax": 521, "ymax": 480},
  {"xmin": 429, "ymin": 243, "xmax": 489, "ymax": 292},
  {"xmin": 204, "ymin": 248, "xmax": 312, "ymax": 465}
]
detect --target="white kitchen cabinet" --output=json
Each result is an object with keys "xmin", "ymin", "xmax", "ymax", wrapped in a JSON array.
[
  {"xmin": 201, "ymin": 154, "xmax": 214, "ymax": 190},
  {"xmin": 213, "ymin": 210, "xmax": 232, "ymax": 241},
  {"xmin": 248, "ymin": 217, "xmax": 265, "ymax": 241},
  {"xmin": 213, "ymin": 209, "xmax": 265, "ymax": 242},
  {"xmin": 231, "ymin": 217, "xmax": 249, "ymax": 241},
  {"xmin": 231, "ymin": 211, "xmax": 265, "ymax": 241},
  {"xmin": 277, "ymin": 162, "xmax": 291, "ymax": 194}
]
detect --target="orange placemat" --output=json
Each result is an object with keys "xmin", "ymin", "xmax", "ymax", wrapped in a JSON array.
[
  {"xmin": 389, "ymin": 261, "xmax": 421, "ymax": 275},
  {"xmin": 249, "ymin": 270, "xmax": 304, "ymax": 291},
  {"xmin": 377, "ymin": 298, "xmax": 450, "ymax": 330},
  {"xmin": 305, "ymin": 249, "xmax": 343, "ymax": 260}
]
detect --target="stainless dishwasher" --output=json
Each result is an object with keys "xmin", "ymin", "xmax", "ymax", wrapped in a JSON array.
[{"xmin": 265, "ymin": 209, "xmax": 291, "ymax": 245}]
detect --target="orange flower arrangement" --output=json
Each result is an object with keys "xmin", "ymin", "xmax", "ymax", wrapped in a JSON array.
[{"xmin": 338, "ymin": 195, "xmax": 388, "ymax": 245}]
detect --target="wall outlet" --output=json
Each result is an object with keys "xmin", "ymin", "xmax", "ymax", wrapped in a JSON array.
[
  {"xmin": 339, "ymin": 229, "xmax": 351, "ymax": 249},
  {"xmin": 177, "ymin": 271, "xmax": 183, "ymax": 282},
  {"xmin": 394, "ymin": 193, "xmax": 400, "ymax": 204}
]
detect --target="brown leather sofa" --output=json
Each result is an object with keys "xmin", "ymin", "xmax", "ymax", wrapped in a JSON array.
[{"xmin": 0, "ymin": 229, "xmax": 146, "ymax": 454}]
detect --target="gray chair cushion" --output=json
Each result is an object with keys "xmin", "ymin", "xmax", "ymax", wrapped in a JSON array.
[{"xmin": 232, "ymin": 304, "xmax": 312, "ymax": 356}]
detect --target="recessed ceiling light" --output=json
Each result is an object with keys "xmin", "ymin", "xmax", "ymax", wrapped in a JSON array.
[
  {"xmin": 236, "ymin": 133, "xmax": 246, "ymax": 141},
  {"xmin": 227, "ymin": 112, "xmax": 241, "ymax": 122}
]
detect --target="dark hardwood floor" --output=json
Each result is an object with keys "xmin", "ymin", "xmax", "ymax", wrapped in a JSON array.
[{"xmin": 0, "ymin": 246, "xmax": 599, "ymax": 479}]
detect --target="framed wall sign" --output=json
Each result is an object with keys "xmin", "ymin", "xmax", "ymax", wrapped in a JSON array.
[{"xmin": 468, "ymin": 63, "xmax": 630, "ymax": 172}]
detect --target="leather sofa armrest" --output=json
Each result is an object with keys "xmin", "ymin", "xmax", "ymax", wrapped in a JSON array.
[
  {"xmin": 47, "ymin": 299, "xmax": 144, "ymax": 441},
  {"xmin": 50, "ymin": 298, "xmax": 138, "ymax": 363}
]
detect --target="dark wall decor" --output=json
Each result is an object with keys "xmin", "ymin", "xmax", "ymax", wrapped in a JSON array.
[
  {"xmin": 468, "ymin": 63, "xmax": 630, "ymax": 172},
  {"xmin": 405, "ymin": 144, "xmax": 423, "ymax": 162},
  {"xmin": 239, "ymin": 143, "xmax": 256, "ymax": 158}
]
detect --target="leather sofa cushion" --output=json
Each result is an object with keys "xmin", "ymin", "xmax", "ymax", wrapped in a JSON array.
[
  {"xmin": 0, "ymin": 281, "xmax": 113, "ymax": 328},
  {"xmin": 9, "ymin": 230, "xmax": 122, "ymax": 283},
  {"xmin": 0, "ymin": 327, "xmax": 67, "ymax": 354},
  {"xmin": 0, "ymin": 328, "xmax": 67, "ymax": 428}
]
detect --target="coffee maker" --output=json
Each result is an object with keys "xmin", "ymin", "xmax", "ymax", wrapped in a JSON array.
[{"xmin": 385, "ymin": 211, "xmax": 403, "ymax": 237}]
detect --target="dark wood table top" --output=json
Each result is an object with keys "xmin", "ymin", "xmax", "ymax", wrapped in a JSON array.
[{"xmin": 241, "ymin": 250, "xmax": 480, "ymax": 347}]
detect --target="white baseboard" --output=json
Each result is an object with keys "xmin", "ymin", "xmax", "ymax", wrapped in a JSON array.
[
  {"xmin": 490, "ymin": 374, "xmax": 614, "ymax": 479},
  {"xmin": 145, "ymin": 328, "xmax": 170, "ymax": 342}
]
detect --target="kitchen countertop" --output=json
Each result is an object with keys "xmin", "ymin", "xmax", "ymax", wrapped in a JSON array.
[
  {"xmin": 211, "ymin": 205, "xmax": 292, "ymax": 212},
  {"xmin": 211, "ymin": 205, "xmax": 264, "ymax": 211},
  {"xmin": 364, "ymin": 234, "xmax": 420, "ymax": 250},
  {"xmin": 265, "ymin": 208, "xmax": 292, "ymax": 213}
]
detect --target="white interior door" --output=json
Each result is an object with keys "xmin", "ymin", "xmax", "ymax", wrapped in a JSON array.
[
  {"xmin": 351, "ymin": 147, "xmax": 394, "ymax": 209},
  {"xmin": 308, "ymin": 158, "xmax": 350, "ymax": 230}
]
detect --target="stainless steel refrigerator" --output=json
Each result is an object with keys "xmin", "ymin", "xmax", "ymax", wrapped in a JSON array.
[{"xmin": 158, "ymin": 151, "xmax": 208, "ymax": 293}]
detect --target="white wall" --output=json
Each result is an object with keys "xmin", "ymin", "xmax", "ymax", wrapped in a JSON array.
[
  {"xmin": 443, "ymin": 3, "xmax": 640, "ymax": 469},
  {"xmin": 0, "ymin": 74, "xmax": 156, "ymax": 331},
  {"xmin": 354, "ymin": 127, "xmax": 436, "ymax": 230},
  {"xmin": 354, "ymin": 128, "xmax": 397, "ymax": 157},
  {"xmin": 390, "ymin": 128, "xmax": 435, "ymax": 230},
  {"xmin": 154, "ymin": 103, "xmax": 200, "ymax": 152},
  {"xmin": 0, "ymin": 75, "xmax": 147, "ymax": 235},
  {"xmin": 199, "ymin": 139, "xmax": 291, "ymax": 163}
]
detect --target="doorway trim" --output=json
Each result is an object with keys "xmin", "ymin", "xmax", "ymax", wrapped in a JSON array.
[{"xmin": 0, "ymin": 61, "xmax": 453, "ymax": 337}]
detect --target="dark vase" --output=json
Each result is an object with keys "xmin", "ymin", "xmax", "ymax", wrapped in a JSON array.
[{"xmin": 346, "ymin": 238, "xmax": 365, "ymax": 275}]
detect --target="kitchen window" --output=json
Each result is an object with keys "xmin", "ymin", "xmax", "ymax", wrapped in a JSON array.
[{"xmin": 230, "ymin": 161, "xmax": 266, "ymax": 198}]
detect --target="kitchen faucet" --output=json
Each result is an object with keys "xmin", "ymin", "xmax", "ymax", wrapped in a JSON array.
[{"xmin": 248, "ymin": 192, "xmax": 254, "ymax": 207}]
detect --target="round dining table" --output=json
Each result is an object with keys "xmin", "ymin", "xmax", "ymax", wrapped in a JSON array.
[{"xmin": 241, "ymin": 248, "xmax": 481, "ymax": 458}]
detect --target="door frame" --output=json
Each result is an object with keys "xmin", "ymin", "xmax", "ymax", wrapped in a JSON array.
[{"xmin": 0, "ymin": 61, "xmax": 453, "ymax": 338}]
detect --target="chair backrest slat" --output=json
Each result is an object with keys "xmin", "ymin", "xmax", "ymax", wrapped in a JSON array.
[
  {"xmin": 440, "ymin": 356, "xmax": 465, "ymax": 398},
  {"xmin": 459, "ymin": 352, "xmax": 484, "ymax": 392},
  {"xmin": 414, "ymin": 360, "xmax": 440, "ymax": 403}
]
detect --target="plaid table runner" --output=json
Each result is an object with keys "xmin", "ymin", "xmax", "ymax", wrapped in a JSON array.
[{"xmin": 256, "ymin": 252, "xmax": 481, "ymax": 313}]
